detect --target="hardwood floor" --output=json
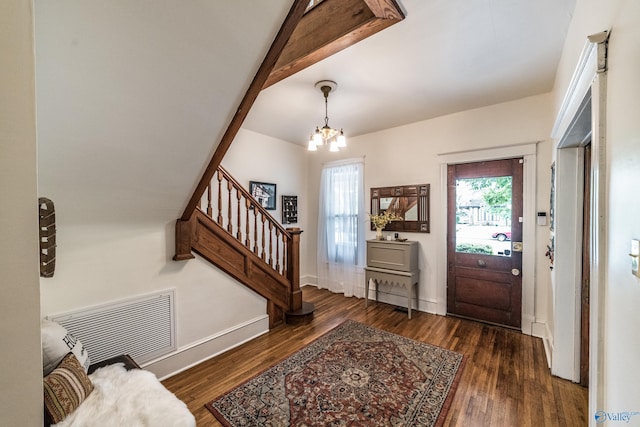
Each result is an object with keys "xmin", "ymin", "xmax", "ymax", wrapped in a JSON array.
[{"xmin": 162, "ymin": 286, "xmax": 588, "ymax": 426}]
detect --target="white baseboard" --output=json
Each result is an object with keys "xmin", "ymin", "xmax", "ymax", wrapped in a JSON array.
[
  {"xmin": 542, "ymin": 335, "xmax": 553, "ymax": 369},
  {"xmin": 522, "ymin": 314, "xmax": 535, "ymax": 336},
  {"xmin": 365, "ymin": 286, "xmax": 439, "ymax": 315},
  {"xmin": 301, "ymin": 275, "xmax": 317, "ymax": 286},
  {"xmin": 143, "ymin": 315, "xmax": 269, "ymax": 380},
  {"xmin": 306, "ymin": 281, "xmax": 439, "ymax": 314},
  {"xmin": 531, "ymin": 321, "xmax": 553, "ymax": 369}
]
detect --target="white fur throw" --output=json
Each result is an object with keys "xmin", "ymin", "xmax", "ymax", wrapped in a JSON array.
[{"xmin": 54, "ymin": 363, "xmax": 195, "ymax": 427}]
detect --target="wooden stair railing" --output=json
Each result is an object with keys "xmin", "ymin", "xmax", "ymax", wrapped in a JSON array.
[{"xmin": 174, "ymin": 166, "xmax": 309, "ymax": 328}]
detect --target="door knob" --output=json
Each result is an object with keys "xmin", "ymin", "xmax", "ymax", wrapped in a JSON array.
[{"xmin": 511, "ymin": 268, "xmax": 520, "ymax": 276}]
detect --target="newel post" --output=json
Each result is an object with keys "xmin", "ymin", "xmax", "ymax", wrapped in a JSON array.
[
  {"xmin": 286, "ymin": 228, "xmax": 303, "ymax": 312},
  {"xmin": 173, "ymin": 217, "xmax": 196, "ymax": 261}
]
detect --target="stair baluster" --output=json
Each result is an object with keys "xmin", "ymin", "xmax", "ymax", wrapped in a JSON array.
[
  {"xmin": 216, "ymin": 172, "xmax": 223, "ymax": 225},
  {"xmin": 206, "ymin": 183, "xmax": 213, "ymax": 217},
  {"xmin": 236, "ymin": 188, "xmax": 242, "ymax": 241}
]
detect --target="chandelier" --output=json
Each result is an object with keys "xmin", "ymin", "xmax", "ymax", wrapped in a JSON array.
[{"xmin": 307, "ymin": 80, "xmax": 346, "ymax": 152}]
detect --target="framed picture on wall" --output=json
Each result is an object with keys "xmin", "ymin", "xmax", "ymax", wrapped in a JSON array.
[
  {"xmin": 249, "ymin": 181, "xmax": 277, "ymax": 210},
  {"xmin": 282, "ymin": 195, "xmax": 298, "ymax": 224}
]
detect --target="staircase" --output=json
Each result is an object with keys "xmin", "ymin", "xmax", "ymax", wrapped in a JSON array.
[
  {"xmin": 174, "ymin": 166, "xmax": 313, "ymax": 328},
  {"xmin": 173, "ymin": 0, "xmax": 314, "ymax": 328},
  {"xmin": 170, "ymin": 0, "xmax": 406, "ymax": 329}
]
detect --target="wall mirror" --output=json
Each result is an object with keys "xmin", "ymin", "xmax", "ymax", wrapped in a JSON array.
[{"xmin": 370, "ymin": 184, "xmax": 430, "ymax": 233}]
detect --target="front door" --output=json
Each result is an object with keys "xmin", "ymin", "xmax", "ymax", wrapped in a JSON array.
[{"xmin": 447, "ymin": 159, "xmax": 523, "ymax": 328}]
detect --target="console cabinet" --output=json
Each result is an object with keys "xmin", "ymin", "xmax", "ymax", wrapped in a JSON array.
[{"xmin": 364, "ymin": 240, "xmax": 419, "ymax": 318}]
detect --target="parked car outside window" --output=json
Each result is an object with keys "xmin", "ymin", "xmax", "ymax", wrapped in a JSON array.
[{"xmin": 491, "ymin": 230, "xmax": 511, "ymax": 241}]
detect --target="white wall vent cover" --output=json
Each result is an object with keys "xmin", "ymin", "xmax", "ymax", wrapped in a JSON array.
[{"xmin": 49, "ymin": 289, "xmax": 176, "ymax": 365}]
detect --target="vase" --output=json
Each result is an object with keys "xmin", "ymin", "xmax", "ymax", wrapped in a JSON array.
[{"xmin": 376, "ymin": 227, "xmax": 384, "ymax": 240}]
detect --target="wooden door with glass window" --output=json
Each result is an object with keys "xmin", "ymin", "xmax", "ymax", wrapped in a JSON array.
[{"xmin": 447, "ymin": 159, "xmax": 523, "ymax": 328}]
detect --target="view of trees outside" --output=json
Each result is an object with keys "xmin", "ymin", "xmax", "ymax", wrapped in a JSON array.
[{"xmin": 455, "ymin": 177, "xmax": 512, "ymax": 256}]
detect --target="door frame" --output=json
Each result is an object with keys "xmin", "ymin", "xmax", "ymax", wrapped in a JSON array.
[
  {"xmin": 553, "ymin": 144, "xmax": 587, "ymax": 381},
  {"xmin": 581, "ymin": 144, "xmax": 591, "ymax": 387},
  {"xmin": 552, "ymin": 32, "xmax": 608, "ymax": 418},
  {"xmin": 437, "ymin": 143, "xmax": 537, "ymax": 335}
]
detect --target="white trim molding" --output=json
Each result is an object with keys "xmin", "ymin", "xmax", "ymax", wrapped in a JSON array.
[
  {"xmin": 301, "ymin": 275, "xmax": 318, "ymax": 286},
  {"xmin": 552, "ymin": 40, "xmax": 599, "ymax": 140},
  {"xmin": 437, "ymin": 142, "xmax": 538, "ymax": 335},
  {"xmin": 552, "ymin": 147, "xmax": 586, "ymax": 381},
  {"xmin": 144, "ymin": 315, "xmax": 269, "ymax": 380},
  {"xmin": 551, "ymin": 32, "xmax": 609, "ymax": 423},
  {"xmin": 532, "ymin": 321, "xmax": 554, "ymax": 368}
]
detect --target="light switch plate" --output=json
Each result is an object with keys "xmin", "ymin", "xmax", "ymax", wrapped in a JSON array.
[{"xmin": 537, "ymin": 212, "xmax": 547, "ymax": 226}]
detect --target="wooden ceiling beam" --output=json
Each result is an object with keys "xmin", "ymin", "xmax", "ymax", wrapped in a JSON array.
[{"xmin": 263, "ymin": 0, "xmax": 404, "ymax": 89}]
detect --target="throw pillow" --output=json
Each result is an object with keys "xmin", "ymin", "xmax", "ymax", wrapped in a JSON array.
[
  {"xmin": 42, "ymin": 319, "xmax": 91, "ymax": 376},
  {"xmin": 43, "ymin": 353, "xmax": 94, "ymax": 424}
]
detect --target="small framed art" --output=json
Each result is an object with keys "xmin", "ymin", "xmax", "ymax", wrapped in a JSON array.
[
  {"xmin": 282, "ymin": 195, "xmax": 298, "ymax": 224},
  {"xmin": 249, "ymin": 181, "xmax": 277, "ymax": 210}
]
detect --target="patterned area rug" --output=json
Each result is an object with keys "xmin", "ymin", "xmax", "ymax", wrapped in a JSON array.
[{"xmin": 206, "ymin": 320, "xmax": 465, "ymax": 426}]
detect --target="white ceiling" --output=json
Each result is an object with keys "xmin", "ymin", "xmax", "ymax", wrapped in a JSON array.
[{"xmin": 244, "ymin": 0, "xmax": 577, "ymax": 146}]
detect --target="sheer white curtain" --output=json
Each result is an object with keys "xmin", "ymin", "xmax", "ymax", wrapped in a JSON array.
[{"xmin": 317, "ymin": 159, "xmax": 365, "ymax": 297}]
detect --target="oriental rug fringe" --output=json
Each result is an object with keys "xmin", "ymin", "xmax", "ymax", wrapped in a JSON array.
[{"xmin": 206, "ymin": 320, "xmax": 465, "ymax": 426}]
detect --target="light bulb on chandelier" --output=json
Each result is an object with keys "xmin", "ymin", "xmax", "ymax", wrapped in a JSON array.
[{"xmin": 307, "ymin": 80, "xmax": 346, "ymax": 152}]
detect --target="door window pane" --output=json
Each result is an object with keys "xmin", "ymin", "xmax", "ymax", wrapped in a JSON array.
[{"xmin": 455, "ymin": 177, "xmax": 512, "ymax": 256}]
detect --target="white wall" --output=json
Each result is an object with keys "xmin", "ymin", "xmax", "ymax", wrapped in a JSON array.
[
  {"xmin": 604, "ymin": 4, "xmax": 640, "ymax": 410},
  {"xmin": 38, "ymin": 221, "xmax": 268, "ymax": 341},
  {"xmin": 38, "ymin": 128, "xmax": 307, "ymax": 378},
  {"xmin": 34, "ymin": 1, "xmax": 304, "ymax": 379},
  {"xmin": 305, "ymin": 94, "xmax": 555, "ymax": 330},
  {"xmin": 0, "ymin": 1, "xmax": 43, "ymax": 425},
  {"xmin": 223, "ymin": 129, "xmax": 311, "ymax": 279},
  {"xmin": 535, "ymin": 138, "xmax": 554, "ymax": 344},
  {"xmin": 551, "ymin": 0, "xmax": 640, "ymax": 417}
]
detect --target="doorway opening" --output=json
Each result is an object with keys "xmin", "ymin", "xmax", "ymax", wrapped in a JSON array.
[{"xmin": 552, "ymin": 91, "xmax": 593, "ymax": 383}]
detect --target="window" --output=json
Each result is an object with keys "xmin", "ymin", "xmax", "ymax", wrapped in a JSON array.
[{"xmin": 317, "ymin": 159, "xmax": 365, "ymax": 296}]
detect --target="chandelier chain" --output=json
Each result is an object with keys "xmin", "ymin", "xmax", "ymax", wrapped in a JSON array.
[{"xmin": 324, "ymin": 94, "xmax": 329, "ymax": 127}]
